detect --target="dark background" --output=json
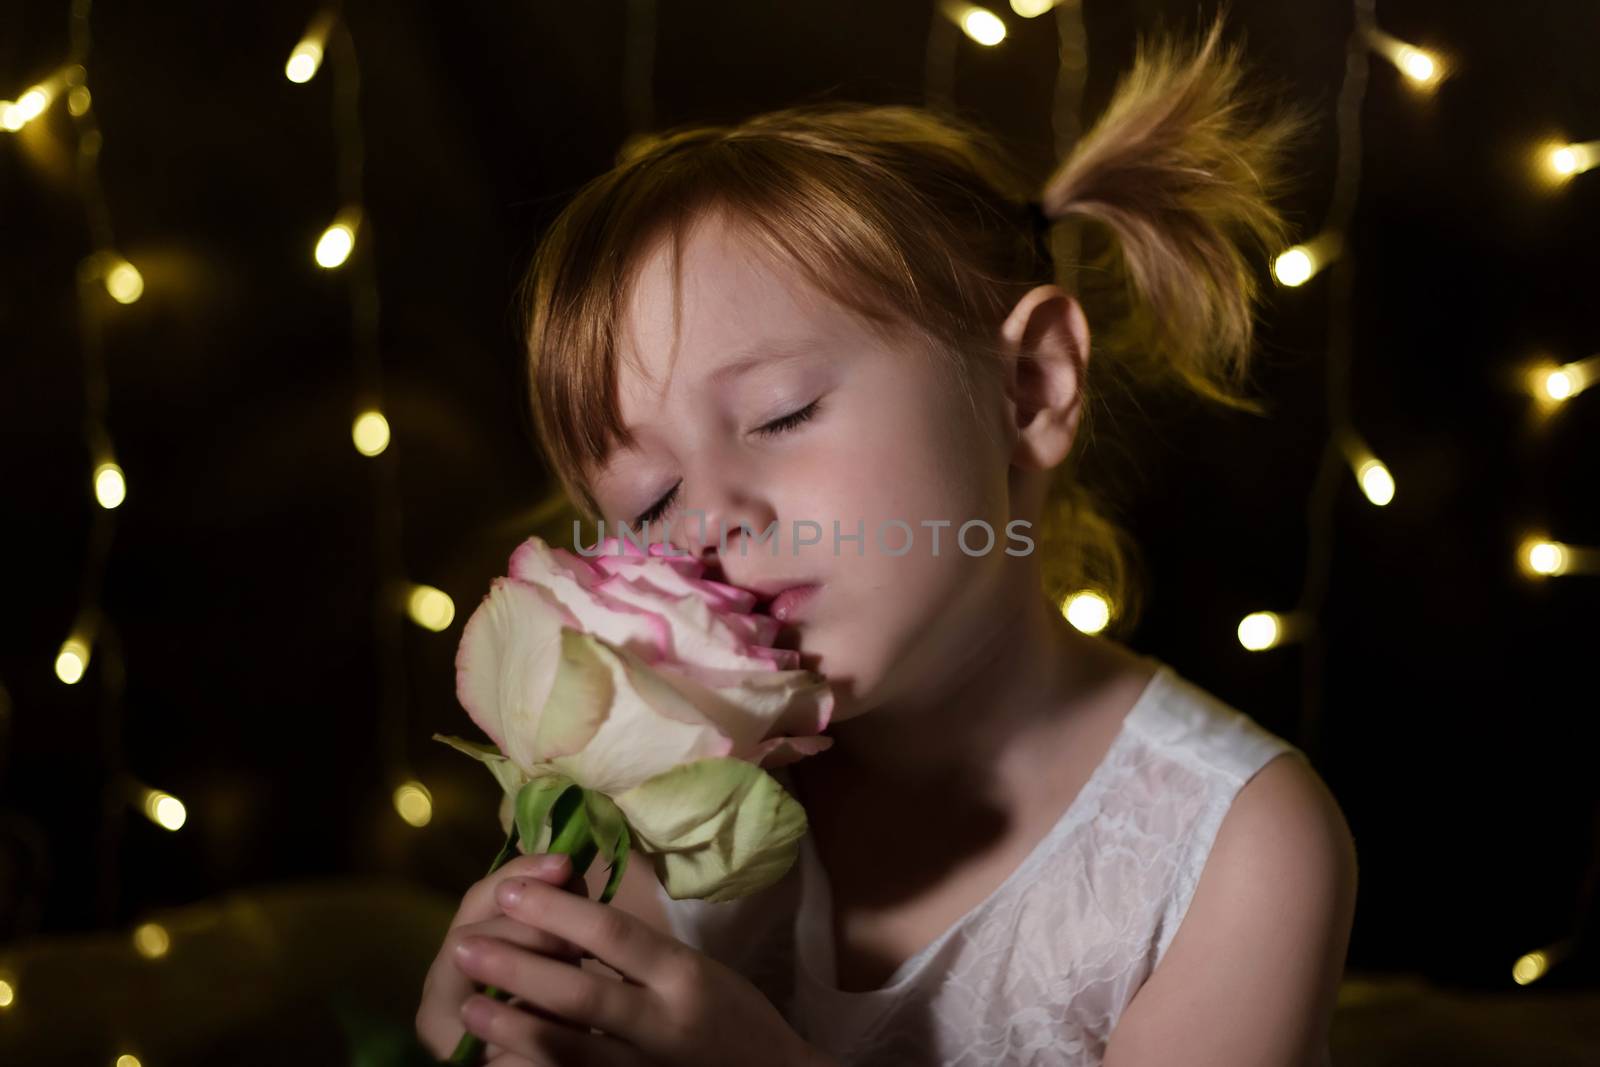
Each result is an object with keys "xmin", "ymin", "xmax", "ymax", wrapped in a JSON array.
[{"xmin": 2, "ymin": 0, "xmax": 1597, "ymax": 1044}]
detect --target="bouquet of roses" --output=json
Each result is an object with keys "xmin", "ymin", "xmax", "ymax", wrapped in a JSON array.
[{"xmin": 433, "ymin": 534, "xmax": 834, "ymax": 1065}]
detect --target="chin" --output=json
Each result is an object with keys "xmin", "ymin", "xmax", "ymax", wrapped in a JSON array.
[{"xmin": 784, "ymin": 621, "xmax": 880, "ymax": 725}]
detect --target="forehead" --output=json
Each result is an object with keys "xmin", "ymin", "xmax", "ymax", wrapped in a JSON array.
[{"xmin": 613, "ymin": 209, "xmax": 848, "ymax": 420}]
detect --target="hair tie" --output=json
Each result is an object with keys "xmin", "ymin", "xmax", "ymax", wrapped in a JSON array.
[{"xmin": 1024, "ymin": 198, "xmax": 1053, "ymax": 234}]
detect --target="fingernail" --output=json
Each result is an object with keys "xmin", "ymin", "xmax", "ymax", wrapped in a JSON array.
[
  {"xmin": 535, "ymin": 853, "xmax": 567, "ymax": 874},
  {"xmin": 497, "ymin": 878, "xmax": 526, "ymax": 908}
]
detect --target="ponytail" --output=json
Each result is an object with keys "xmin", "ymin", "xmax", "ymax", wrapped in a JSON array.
[{"xmin": 1039, "ymin": 10, "xmax": 1315, "ymax": 415}]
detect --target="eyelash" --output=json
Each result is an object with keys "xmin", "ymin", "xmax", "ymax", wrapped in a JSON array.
[{"xmin": 631, "ymin": 399, "xmax": 823, "ymax": 526}]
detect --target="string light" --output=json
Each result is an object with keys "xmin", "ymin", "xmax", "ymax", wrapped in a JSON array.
[
  {"xmin": 17, "ymin": 7, "xmax": 164, "ymax": 916},
  {"xmin": 1252, "ymin": 0, "xmax": 1409, "ymax": 772},
  {"xmin": 1010, "ymin": 0, "xmax": 1056, "ymax": 17},
  {"xmin": 293, "ymin": 12, "xmax": 448, "ymax": 834}
]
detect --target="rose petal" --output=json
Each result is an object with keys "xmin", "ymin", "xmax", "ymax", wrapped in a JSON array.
[
  {"xmin": 544, "ymin": 632, "xmax": 736, "ymax": 795},
  {"xmin": 745, "ymin": 733, "xmax": 835, "ymax": 770},
  {"xmin": 454, "ymin": 577, "xmax": 574, "ymax": 769},
  {"xmin": 611, "ymin": 755, "xmax": 809, "ymax": 902}
]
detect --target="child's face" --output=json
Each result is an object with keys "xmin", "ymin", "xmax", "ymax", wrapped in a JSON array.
[{"xmin": 586, "ymin": 209, "xmax": 1028, "ymax": 722}]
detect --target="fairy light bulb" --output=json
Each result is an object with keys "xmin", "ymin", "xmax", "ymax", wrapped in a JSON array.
[
  {"xmin": 132, "ymin": 922, "xmax": 170, "ymax": 959},
  {"xmin": 1237, "ymin": 611, "xmax": 1283, "ymax": 651},
  {"xmin": 351, "ymin": 410, "xmax": 390, "ymax": 456},
  {"xmin": 286, "ymin": 12, "xmax": 335, "ymax": 83},
  {"xmin": 1060, "ymin": 590, "xmax": 1110, "ymax": 634},
  {"xmin": 1512, "ymin": 950, "xmax": 1549, "ymax": 985},
  {"xmin": 1357, "ymin": 459, "xmax": 1395, "ymax": 506},
  {"xmin": 140, "ymin": 787, "xmax": 187, "ymax": 831},
  {"xmin": 1524, "ymin": 539, "xmax": 1568, "ymax": 577},
  {"xmin": 1273, "ymin": 247, "xmax": 1314, "ymax": 287},
  {"xmin": 1397, "ymin": 46, "xmax": 1437, "ymax": 84},
  {"xmin": 960, "ymin": 7, "xmax": 1007, "ymax": 46},
  {"xmin": 94, "ymin": 462, "xmax": 127, "ymax": 508},
  {"xmin": 104, "ymin": 258, "xmax": 144, "ymax": 304},
  {"xmin": 55, "ymin": 637, "xmax": 90, "ymax": 684},
  {"xmin": 315, "ymin": 221, "xmax": 356, "ymax": 268},
  {"xmin": 407, "ymin": 584, "xmax": 455, "ymax": 631},
  {"xmin": 394, "ymin": 780, "xmax": 434, "ymax": 827},
  {"xmin": 14, "ymin": 86, "xmax": 50, "ymax": 124}
]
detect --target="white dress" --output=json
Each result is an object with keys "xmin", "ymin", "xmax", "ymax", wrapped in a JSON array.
[{"xmin": 653, "ymin": 656, "xmax": 1311, "ymax": 1066}]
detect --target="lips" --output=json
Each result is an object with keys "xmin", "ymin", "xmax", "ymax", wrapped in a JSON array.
[{"xmin": 754, "ymin": 584, "xmax": 819, "ymax": 623}]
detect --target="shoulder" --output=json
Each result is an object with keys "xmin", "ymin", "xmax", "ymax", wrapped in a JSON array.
[{"xmin": 1103, "ymin": 750, "xmax": 1358, "ymax": 1066}]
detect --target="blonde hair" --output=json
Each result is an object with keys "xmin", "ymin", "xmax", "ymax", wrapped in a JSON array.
[{"xmin": 516, "ymin": 9, "xmax": 1312, "ymax": 634}]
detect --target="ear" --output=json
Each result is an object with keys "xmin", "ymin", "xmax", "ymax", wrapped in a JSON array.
[{"xmin": 999, "ymin": 284, "xmax": 1091, "ymax": 471}]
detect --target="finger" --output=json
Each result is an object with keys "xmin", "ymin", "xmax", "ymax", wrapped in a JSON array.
[
  {"xmin": 417, "ymin": 855, "xmax": 579, "ymax": 1056},
  {"xmin": 455, "ymin": 935, "xmax": 654, "ymax": 1041},
  {"xmin": 452, "ymin": 853, "xmax": 576, "ymax": 931},
  {"xmin": 495, "ymin": 876, "xmax": 680, "ymax": 987},
  {"xmin": 463, "ymin": 992, "xmax": 648, "ymax": 1067},
  {"xmin": 459, "ymin": 914, "xmax": 589, "ymax": 963}
]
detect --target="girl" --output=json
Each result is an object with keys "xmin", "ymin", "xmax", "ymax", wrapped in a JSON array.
[{"xmin": 417, "ymin": 12, "xmax": 1357, "ymax": 1066}]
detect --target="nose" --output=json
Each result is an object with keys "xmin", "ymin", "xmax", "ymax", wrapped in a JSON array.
[{"xmin": 666, "ymin": 471, "xmax": 772, "ymax": 563}]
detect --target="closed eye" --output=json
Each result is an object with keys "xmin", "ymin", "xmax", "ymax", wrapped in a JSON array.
[
  {"xmin": 752, "ymin": 397, "xmax": 822, "ymax": 439},
  {"xmin": 630, "ymin": 399, "xmax": 823, "ymax": 526}
]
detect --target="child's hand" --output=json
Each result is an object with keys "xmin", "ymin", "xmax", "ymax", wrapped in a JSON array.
[
  {"xmin": 452, "ymin": 873, "xmax": 836, "ymax": 1067},
  {"xmin": 415, "ymin": 852, "xmax": 592, "ymax": 1062}
]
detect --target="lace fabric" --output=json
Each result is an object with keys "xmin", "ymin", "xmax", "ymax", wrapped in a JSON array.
[{"xmin": 655, "ymin": 658, "xmax": 1311, "ymax": 1065}]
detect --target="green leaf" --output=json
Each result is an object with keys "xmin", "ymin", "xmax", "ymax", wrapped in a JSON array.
[{"xmin": 513, "ymin": 775, "xmax": 573, "ymax": 856}]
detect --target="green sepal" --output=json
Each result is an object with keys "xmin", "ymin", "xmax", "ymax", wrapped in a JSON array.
[
  {"xmin": 432, "ymin": 733, "xmax": 526, "ymax": 799},
  {"xmin": 513, "ymin": 774, "xmax": 573, "ymax": 855},
  {"xmin": 584, "ymin": 790, "xmax": 632, "ymax": 904},
  {"xmin": 546, "ymin": 782, "xmax": 598, "ymax": 878},
  {"xmin": 599, "ymin": 822, "xmax": 631, "ymax": 904}
]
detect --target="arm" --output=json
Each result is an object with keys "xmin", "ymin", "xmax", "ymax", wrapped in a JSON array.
[{"xmin": 1102, "ymin": 752, "xmax": 1358, "ymax": 1067}]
